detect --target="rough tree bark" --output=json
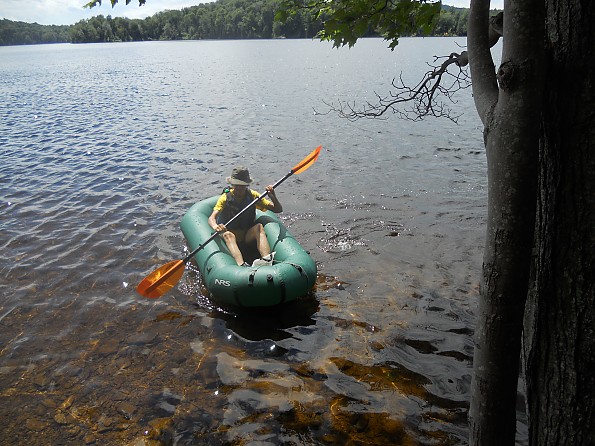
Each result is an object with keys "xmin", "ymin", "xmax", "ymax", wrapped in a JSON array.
[
  {"xmin": 523, "ymin": 0, "xmax": 595, "ymax": 444},
  {"xmin": 467, "ymin": 0, "xmax": 545, "ymax": 444},
  {"xmin": 469, "ymin": 0, "xmax": 595, "ymax": 444}
]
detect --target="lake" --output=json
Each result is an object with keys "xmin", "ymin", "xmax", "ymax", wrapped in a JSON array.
[{"xmin": 0, "ymin": 38, "xmax": 523, "ymax": 445}]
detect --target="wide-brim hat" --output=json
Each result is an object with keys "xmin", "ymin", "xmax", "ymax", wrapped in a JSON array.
[{"xmin": 226, "ymin": 166, "xmax": 253, "ymax": 186}]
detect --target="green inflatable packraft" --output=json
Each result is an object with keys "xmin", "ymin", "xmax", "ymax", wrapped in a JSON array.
[{"xmin": 180, "ymin": 196, "xmax": 317, "ymax": 308}]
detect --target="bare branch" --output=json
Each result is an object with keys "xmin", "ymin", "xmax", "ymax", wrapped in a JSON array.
[
  {"xmin": 314, "ymin": 12, "xmax": 502, "ymax": 123},
  {"xmin": 316, "ymin": 51, "xmax": 471, "ymax": 123}
]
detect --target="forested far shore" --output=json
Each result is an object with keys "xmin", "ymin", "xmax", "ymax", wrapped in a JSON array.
[
  {"xmin": 1, "ymin": 1, "xmax": 494, "ymax": 46},
  {"xmin": 0, "ymin": 20, "xmax": 71, "ymax": 45}
]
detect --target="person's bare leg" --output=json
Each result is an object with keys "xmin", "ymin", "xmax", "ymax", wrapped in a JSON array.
[
  {"xmin": 221, "ymin": 231, "xmax": 245, "ymax": 265},
  {"xmin": 246, "ymin": 223, "xmax": 270, "ymax": 258}
]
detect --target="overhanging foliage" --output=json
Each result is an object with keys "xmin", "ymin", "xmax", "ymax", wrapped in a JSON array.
[{"xmin": 276, "ymin": 0, "xmax": 442, "ymax": 49}]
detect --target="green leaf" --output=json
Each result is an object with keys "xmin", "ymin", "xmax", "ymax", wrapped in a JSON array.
[{"xmin": 84, "ymin": 0, "xmax": 102, "ymax": 8}]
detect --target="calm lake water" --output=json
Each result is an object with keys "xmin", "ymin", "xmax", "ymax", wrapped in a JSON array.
[{"xmin": 1, "ymin": 38, "xmax": 523, "ymax": 445}]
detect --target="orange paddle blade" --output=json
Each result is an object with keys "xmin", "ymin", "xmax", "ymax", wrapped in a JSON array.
[
  {"xmin": 292, "ymin": 145, "xmax": 322, "ymax": 175},
  {"xmin": 137, "ymin": 260, "xmax": 185, "ymax": 298}
]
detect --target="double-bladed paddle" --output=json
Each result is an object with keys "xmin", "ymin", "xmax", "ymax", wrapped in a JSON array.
[{"xmin": 136, "ymin": 145, "xmax": 322, "ymax": 299}]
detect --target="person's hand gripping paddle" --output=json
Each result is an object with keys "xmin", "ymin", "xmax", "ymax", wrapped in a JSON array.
[{"xmin": 136, "ymin": 146, "xmax": 322, "ymax": 299}]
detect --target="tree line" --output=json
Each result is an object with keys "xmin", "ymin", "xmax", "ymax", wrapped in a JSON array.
[
  {"xmin": 1, "ymin": 0, "xmax": 477, "ymax": 46},
  {"xmin": 0, "ymin": 19, "xmax": 71, "ymax": 45}
]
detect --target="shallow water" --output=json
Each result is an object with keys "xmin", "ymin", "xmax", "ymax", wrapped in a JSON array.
[{"xmin": 1, "ymin": 38, "xmax": 522, "ymax": 445}]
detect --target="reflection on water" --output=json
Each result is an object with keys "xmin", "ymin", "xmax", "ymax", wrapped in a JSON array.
[{"xmin": 0, "ymin": 38, "xmax": 523, "ymax": 445}]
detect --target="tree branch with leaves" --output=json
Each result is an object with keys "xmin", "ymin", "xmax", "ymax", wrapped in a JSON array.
[
  {"xmin": 84, "ymin": 0, "xmax": 146, "ymax": 9},
  {"xmin": 277, "ymin": 0, "xmax": 442, "ymax": 49}
]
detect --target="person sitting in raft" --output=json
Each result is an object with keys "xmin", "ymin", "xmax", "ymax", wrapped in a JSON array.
[{"xmin": 208, "ymin": 166, "xmax": 283, "ymax": 267}]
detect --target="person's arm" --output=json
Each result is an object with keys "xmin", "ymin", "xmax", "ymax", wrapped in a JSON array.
[
  {"xmin": 208, "ymin": 209, "xmax": 226, "ymax": 232},
  {"xmin": 209, "ymin": 195, "xmax": 228, "ymax": 232},
  {"xmin": 265, "ymin": 185, "xmax": 283, "ymax": 213}
]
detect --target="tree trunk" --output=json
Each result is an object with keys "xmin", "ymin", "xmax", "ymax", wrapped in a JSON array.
[
  {"xmin": 523, "ymin": 1, "xmax": 595, "ymax": 444},
  {"xmin": 467, "ymin": 0, "xmax": 544, "ymax": 444}
]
